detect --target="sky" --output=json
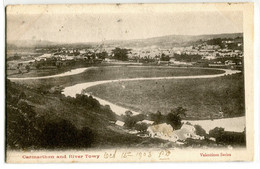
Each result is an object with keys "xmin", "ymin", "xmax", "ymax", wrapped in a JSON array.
[{"xmin": 6, "ymin": 5, "xmax": 243, "ymax": 43}]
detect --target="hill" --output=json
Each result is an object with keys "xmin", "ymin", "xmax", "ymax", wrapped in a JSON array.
[
  {"xmin": 7, "ymin": 33, "xmax": 243, "ymax": 49},
  {"xmin": 104, "ymin": 33, "xmax": 243, "ymax": 48},
  {"xmin": 6, "ymin": 79, "xmax": 164, "ymax": 150}
]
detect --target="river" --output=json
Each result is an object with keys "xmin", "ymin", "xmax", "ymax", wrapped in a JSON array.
[
  {"xmin": 8, "ymin": 66, "xmax": 245, "ymax": 133},
  {"xmin": 61, "ymin": 67, "xmax": 244, "ymax": 133}
]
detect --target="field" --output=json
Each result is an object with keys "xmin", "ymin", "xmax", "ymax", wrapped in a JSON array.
[
  {"xmin": 12, "ymin": 66, "xmax": 225, "ymax": 90},
  {"xmin": 7, "ymin": 62, "xmax": 93, "ymax": 78},
  {"xmin": 85, "ymin": 73, "xmax": 244, "ymax": 120},
  {"xmin": 7, "ymin": 67, "xmax": 73, "ymax": 78}
]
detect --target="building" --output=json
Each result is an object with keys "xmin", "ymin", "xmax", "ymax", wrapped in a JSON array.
[
  {"xmin": 147, "ymin": 123, "xmax": 174, "ymax": 139},
  {"xmin": 137, "ymin": 120, "xmax": 154, "ymax": 125},
  {"xmin": 115, "ymin": 120, "xmax": 125, "ymax": 127},
  {"xmin": 171, "ymin": 123, "xmax": 204, "ymax": 141},
  {"xmin": 147, "ymin": 123, "xmax": 204, "ymax": 142}
]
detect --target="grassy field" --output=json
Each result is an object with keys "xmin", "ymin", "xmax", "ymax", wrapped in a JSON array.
[
  {"xmin": 7, "ymin": 62, "xmax": 94, "ymax": 78},
  {"xmin": 86, "ymin": 73, "xmax": 244, "ymax": 120},
  {"xmin": 7, "ymin": 67, "xmax": 73, "ymax": 78},
  {"xmin": 13, "ymin": 66, "xmax": 225, "ymax": 90}
]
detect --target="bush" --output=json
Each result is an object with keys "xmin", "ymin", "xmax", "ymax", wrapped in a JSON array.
[
  {"xmin": 194, "ymin": 125, "xmax": 207, "ymax": 137},
  {"xmin": 41, "ymin": 120, "xmax": 94, "ymax": 148},
  {"xmin": 165, "ymin": 107, "xmax": 187, "ymax": 129},
  {"xmin": 209, "ymin": 127, "xmax": 246, "ymax": 146},
  {"xmin": 135, "ymin": 123, "xmax": 148, "ymax": 132},
  {"xmin": 124, "ymin": 116, "xmax": 137, "ymax": 129},
  {"xmin": 150, "ymin": 111, "xmax": 165, "ymax": 124},
  {"xmin": 112, "ymin": 47, "xmax": 130, "ymax": 61},
  {"xmin": 209, "ymin": 127, "xmax": 225, "ymax": 138},
  {"xmin": 6, "ymin": 105, "xmax": 43, "ymax": 149}
]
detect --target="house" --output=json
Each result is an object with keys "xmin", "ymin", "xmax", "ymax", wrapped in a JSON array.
[
  {"xmin": 129, "ymin": 130, "xmax": 138, "ymax": 134},
  {"xmin": 49, "ymin": 86, "xmax": 63, "ymax": 94},
  {"xmin": 209, "ymin": 137, "xmax": 216, "ymax": 142},
  {"xmin": 181, "ymin": 124, "xmax": 196, "ymax": 133},
  {"xmin": 115, "ymin": 120, "xmax": 125, "ymax": 127},
  {"xmin": 169, "ymin": 60, "xmax": 192, "ymax": 65},
  {"xmin": 172, "ymin": 128, "xmax": 192, "ymax": 141},
  {"xmin": 202, "ymin": 55, "xmax": 216, "ymax": 60},
  {"xmin": 147, "ymin": 123, "xmax": 174, "ymax": 139},
  {"xmin": 157, "ymin": 61, "xmax": 169, "ymax": 65},
  {"xmin": 169, "ymin": 58, "xmax": 175, "ymax": 63},
  {"xmin": 225, "ymin": 60, "xmax": 236, "ymax": 65},
  {"xmin": 172, "ymin": 123, "xmax": 203, "ymax": 140},
  {"xmin": 147, "ymin": 123, "xmax": 204, "ymax": 142},
  {"xmin": 137, "ymin": 120, "xmax": 154, "ymax": 125},
  {"xmin": 103, "ymin": 58, "xmax": 115, "ymax": 63}
]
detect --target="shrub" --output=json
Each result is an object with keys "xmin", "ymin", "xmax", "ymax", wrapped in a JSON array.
[
  {"xmin": 135, "ymin": 123, "xmax": 148, "ymax": 132},
  {"xmin": 194, "ymin": 125, "xmax": 207, "ymax": 137},
  {"xmin": 209, "ymin": 127, "xmax": 246, "ymax": 146},
  {"xmin": 40, "ymin": 119, "xmax": 95, "ymax": 149},
  {"xmin": 166, "ymin": 107, "xmax": 187, "ymax": 129}
]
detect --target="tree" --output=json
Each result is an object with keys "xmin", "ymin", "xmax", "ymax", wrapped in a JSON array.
[
  {"xmin": 194, "ymin": 125, "xmax": 207, "ymax": 137},
  {"xmin": 160, "ymin": 53, "xmax": 170, "ymax": 61},
  {"xmin": 208, "ymin": 127, "xmax": 245, "ymax": 145},
  {"xmin": 209, "ymin": 127, "xmax": 224, "ymax": 138},
  {"xmin": 35, "ymin": 63, "xmax": 41, "ymax": 69},
  {"xmin": 151, "ymin": 111, "xmax": 164, "ymax": 124},
  {"xmin": 97, "ymin": 51, "xmax": 108, "ymax": 60},
  {"xmin": 77, "ymin": 127, "xmax": 94, "ymax": 147},
  {"xmin": 41, "ymin": 120, "xmax": 79, "ymax": 148},
  {"xmin": 17, "ymin": 63, "xmax": 23, "ymax": 74},
  {"xmin": 125, "ymin": 110, "xmax": 133, "ymax": 117},
  {"xmin": 13, "ymin": 53, "xmax": 21, "ymax": 60},
  {"xmin": 135, "ymin": 123, "xmax": 148, "ymax": 132},
  {"xmin": 124, "ymin": 116, "xmax": 137, "ymax": 129},
  {"xmin": 25, "ymin": 65, "xmax": 30, "ymax": 72},
  {"xmin": 112, "ymin": 47, "xmax": 130, "ymax": 61},
  {"xmin": 18, "ymin": 91, "xmax": 26, "ymax": 100},
  {"xmin": 166, "ymin": 107, "xmax": 187, "ymax": 129}
]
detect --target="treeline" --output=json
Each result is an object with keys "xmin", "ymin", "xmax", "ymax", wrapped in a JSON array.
[
  {"xmin": 112, "ymin": 47, "xmax": 131, "ymax": 61},
  {"xmin": 173, "ymin": 53, "xmax": 202, "ymax": 62},
  {"xmin": 120, "ymin": 107, "xmax": 187, "ymax": 132},
  {"xmin": 209, "ymin": 127, "xmax": 246, "ymax": 146},
  {"xmin": 206, "ymin": 37, "xmax": 243, "ymax": 50}
]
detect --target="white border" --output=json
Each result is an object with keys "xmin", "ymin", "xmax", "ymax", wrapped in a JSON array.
[{"xmin": 1, "ymin": 0, "xmax": 259, "ymax": 169}]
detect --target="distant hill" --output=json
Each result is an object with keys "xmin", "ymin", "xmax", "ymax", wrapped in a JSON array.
[
  {"xmin": 7, "ymin": 33, "xmax": 243, "ymax": 49},
  {"xmin": 7, "ymin": 40, "xmax": 59, "ymax": 49},
  {"xmin": 104, "ymin": 33, "xmax": 243, "ymax": 48}
]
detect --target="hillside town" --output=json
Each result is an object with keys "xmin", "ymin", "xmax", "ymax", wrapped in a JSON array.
[{"xmin": 7, "ymin": 37, "xmax": 243, "ymax": 74}]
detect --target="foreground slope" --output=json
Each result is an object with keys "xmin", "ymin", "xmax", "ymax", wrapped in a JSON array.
[{"xmin": 6, "ymin": 80, "xmax": 165, "ymax": 150}]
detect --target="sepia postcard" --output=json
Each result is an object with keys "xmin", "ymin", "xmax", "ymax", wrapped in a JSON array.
[{"xmin": 5, "ymin": 3, "xmax": 254, "ymax": 163}]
